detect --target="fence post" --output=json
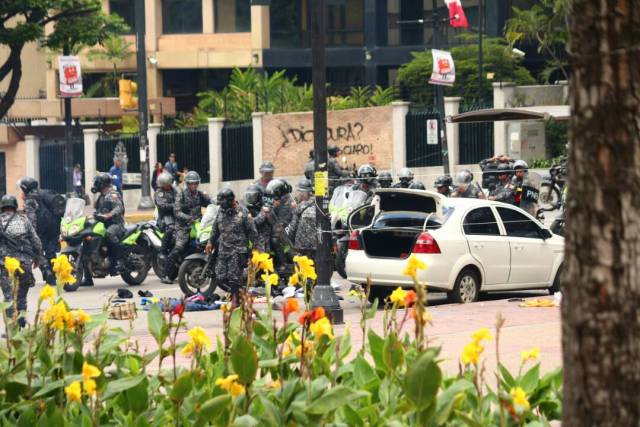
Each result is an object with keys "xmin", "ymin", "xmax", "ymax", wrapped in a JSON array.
[
  {"xmin": 148, "ymin": 123, "xmax": 161, "ymax": 173},
  {"xmin": 252, "ymin": 112, "xmax": 265, "ymax": 179},
  {"xmin": 83, "ymin": 129, "xmax": 99, "ymax": 193},
  {"xmin": 444, "ymin": 97, "xmax": 462, "ymax": 171},
  {"xmin": 208, "ymin": 118, "xmax": 225, "ymax": 193},
  {"xmin": 24, "ymin": 135, "xmax": 40, "ymax": 182},
  {"xmin": 493, "ymin": 82, "xmax": 516, "ymax": 156},
  {"xmin": 391, "ymin": 101, "xmax": 409, "ymax": 173}
]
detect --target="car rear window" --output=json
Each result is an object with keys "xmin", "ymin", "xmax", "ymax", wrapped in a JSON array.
[
  {"xmin": 373, "ymin": 212, "xmax": 443, "ymax": 230},
  {"xmin": 378, "ymin": 192, "xmax": 437, "ymax": 213}
]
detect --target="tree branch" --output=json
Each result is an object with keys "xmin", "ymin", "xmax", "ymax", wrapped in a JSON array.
[
  {"xmin": 39, "ymin": 6, "xmax": 100, "ymax": 26},
  {"xmin": 0, "ymin": 46, "xmax": 23, "ymax": 120}
]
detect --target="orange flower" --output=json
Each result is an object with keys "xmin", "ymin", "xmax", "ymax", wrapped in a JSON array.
[
  {"xmin": 404, "ymin": 290, "xmax": 417, "ymax": 307},
  {"xmin": 298, "ymin": 307, "xmax": 326, "ymax": 325},
  {"xmin": 283, "ymin": 298, "xmax": 300, "ymax": 321}
]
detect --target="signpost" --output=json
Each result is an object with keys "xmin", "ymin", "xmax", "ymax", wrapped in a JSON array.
[{"xmin": 58, "ymin": 52, "xmax": 82, "ymax": 194}]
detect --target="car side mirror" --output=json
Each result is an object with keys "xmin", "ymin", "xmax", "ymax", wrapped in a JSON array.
[{"xmin": 540, "ymin": 229, "xmax": 552, "ymax": 240}]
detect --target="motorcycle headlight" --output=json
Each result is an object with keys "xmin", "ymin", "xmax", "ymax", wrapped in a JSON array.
[{"xmin": 69, "ymin": 224, "xmax": 81, "ymax": 236}]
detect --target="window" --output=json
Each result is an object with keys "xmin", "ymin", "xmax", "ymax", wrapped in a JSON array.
[
  {"xmin": 109, "ymin": 0, "xmax": 135, "ymax": 33},
  {"xmin": 215, "ymin": 0, "xmax": 251, "ymax": 33},
  {"xmin": 162, "ymin": 0, "xmax": 202, "ymax": 34},
  {"xmin": 327, "ymin": 0, "xmax": 364, "ymax": 46},
  {"xmin": 463, "ymin": 207, "xmax": 500, "ymax": 236},
  {"xmin": 497, "ymin": 207, "xmax": 541, "ymax": 239}
]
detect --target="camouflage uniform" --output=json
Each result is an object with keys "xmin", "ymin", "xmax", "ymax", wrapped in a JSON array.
[
  {"xmin": 23, "ymin": 192, "xmax": 57, "ymax": 275},
  {"xmin": 210, "ymin": 206, "xmax": 260, "ymax": 293},
  {"xmin": 328, "ymin": 157, "xmax": 350, "ymax": 193},
  {"xmin": 489, "ymin": 181, "xmax": 516, "ymax": 205},
  {"xmin": 154, "ymin": 186, "xmax": 177, "ymax": 255},
  {"xmin": 247, "ymin": 206, "xmax": 273, "ymax": 253},
  {"xmin": 452, "ymin": 183, "xmax": 485, "ymax": 199},
  {"xmin": 288, "ymin": 199, "xmax": 317, "ymax": 259},
  {"xmin": 0, "ymin": 211, "xmax": 42, "ymax": 326},
  {"xmin": 271, "ymin": 193, "xmax": 295, "ymax": 270},
  {"xmin": 95, "ymin": 189, "xmax": 125, "ymax": 259},
  {"xmin": 253, "ymin": 178, "xmax": 271, "ymax": 193}
]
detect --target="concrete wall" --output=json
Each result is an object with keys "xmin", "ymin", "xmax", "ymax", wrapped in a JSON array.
[{"xmin": 0, "ymin": 141, "xmax": 27, "ymax": 202}]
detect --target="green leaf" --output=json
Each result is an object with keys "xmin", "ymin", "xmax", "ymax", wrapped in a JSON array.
[
  {"xmin": 16, "ymin": 407, "xmax": 37, "ymax": 427},
  {"xmin": 365, "ymin": 298, "xmax": 379, "ymax": 320},
  {"xmin": 134, "ymin": 415, "xmax": 151, "ymax": 427},
  {"xmin": 196, "ymin": 395, "xmax": 232, "ymax": 424},
  {"xmin": 341, "ymin": 404, "xmax": 364, "ymax": 427},
  {"xmin": 382, "ymin": 332, "xmax": 404, "ymax": 372},
  {"xmin": 170, "ymin": 371, "xmax": 193, "ymax": 402},
  {"xmin": 498, "ymin": 363, "xmax": 516, "ymax": 389},
  {"xmin": 33, "ymin": 379, "xmax": 64, "ymax": 398},
  {"xmin": 307, "ymin": 386, "xmax": 369, "ymax": 415},
  {"xmin": 148, "ymin": 304, "xmax": 168, "ymax": 347},
  {"xmin": 368, "ymin": 330, "xmax": 386, "ymax": 373},
  {"xmin": 233, "ymin": 415, "xmax": 259, "ymax": 427},
  {"xmin": 435, "ymin": 379, "xmax": 474, "ymax": 424},
  {"xmin": 103, "ymin": 374, "xmax": 146, "ymax": 399},
  {"xmin": 353, "ymin": 355, "xmax": 379, "ymax": 392},
  {"xmin": 520, "ymin": 364, "xmax": 540, "ymax": 394},
  {"xmin": 258, "ymin": 358, "xmax": 279, "ymax": 369},
  {"xmin": 231, "ymin": 336, "xmax": 258, "ymax": 385},
  {"xmin": 403, "ymin": 351, "xmax": 441, "ymax": 409}
]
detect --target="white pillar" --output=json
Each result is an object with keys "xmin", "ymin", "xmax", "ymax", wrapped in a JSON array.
[
  {"xmin": 444, "ymin": 97, "xmax": 462, "ymax": 172},
  {"xmin": 24, "ymin": 135, "xmax": 40, "ymax": 182},
  {"xmin": 208, "ymin": 118, "xmax": 225, "ymax": 193},
  {"xmin": 83, "ymin": 129, "xmax": 99, "ymax": 192},
  {"xmin": 147, "ymin": 123, "xmax": 161, "ymax": 174},
  {"xmin": 493, "ymin": 82, "xmax": 516, "ymax": 156},
  {"xmin": 391, "ymin": 101, "xmax": 409, "ymax": 173},
  {"xmin": 252, "ymin": 112, "xmax": 265, "ymax": 179}
]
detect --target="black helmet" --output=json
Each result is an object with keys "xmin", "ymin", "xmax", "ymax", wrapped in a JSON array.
[
  {"xmin": 454, "ymin": 170, "xmax": 474, "ymax": 188},
  {"xmin": 513, "ymin": 160, "xmax": 528, "ymax": 171},
  {"xmin": 217, "ymin": 188, "xmax": 235, "ymax": 209},
  {"xmin": 265, "ymin": 179, "xmax": 288, "ymax": 199},
  {"xmin": 433, "ymin": 175, "xmax": 453, "ymax": 188},
  {"xmin": 398, "ymin": 167, "xmax": 414, "ymax": 184},
  {"xmin": 19, "ymin": 177, "xmax": 38, "ymax": 195},
  {"xmin": 296, "ymin": 178, "xmax": 313, "ymax": 193},
  {"xmin": 408, "ymin": 181, "xmax": 426, "ymax": 190},
  {"xmin": 244, "ymin": 184, "xmax": 263, "ymax": 208},
  {"xmin": 185, "ymin": 171, "xmax": 201, "ymax": 184},
  {"xmin": 328, "ymin": 145, "xmax": 340, "ymax": 157},
  {"xmin": 378, "ymin": 170, "xmax": 393, "ymax": 188},
  {"xmin": 157, "ymin": 172, "xmax": 174, "ymax": 187},
  {"xmin": 357, "ymin": 164, "xmax": 377, "ymax": 185},
  {"xmin": 497, "ymin": 163, "xmax": 511, "ymax": 174},
  {"xmin": 91, "ymin": 173, "xmax": 112, "ymax": 194},
  {"xmin": 259, "ymin": 161, "xmax": 275, "ymax": 174},
  {"xmin": 0, "ymin": 195, "xmax": 18, "ymax": 210}
]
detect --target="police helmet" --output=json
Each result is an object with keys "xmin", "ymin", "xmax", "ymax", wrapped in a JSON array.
[
  {"xmin": 185, "ymin": 171, "xmax": 201, "ymax": 184},
  {"xmin": 0, "ymin": 195, "xmax": 18, "ymax": 210},
  {"xmin": 259, "ymin": 161, "xmax": 275, "ymax": 174},
  {"xmin": 378, "ymin": 170, "xmax": 393, "ymax": 188},
  {"xmin": 91, "ymin": 173, "xmax": 112, "ymax": 194},
  {"xmin": 357, "ymin": 164, "xmax": 377, "ymax": 185},
  {"xmin": 157, "ymin": 172, "xmax": 174, "ymax": 187},
  {"xmin": 513, "ymin": 160, "xmax": 528, "ymax": 171},
  {"xmin": 296, "ymin": 178, "xmax": 313, "ymax": 193},
  {"xmin": 19, "ymin": 177, "xmax": 38, "ymax": 195},
  {"xmin": 454, "ymin": 170, "xmax": 474, "ymax": 187},
  {"xmin": 496, "ymin": 163, "xmax": 511, "ymax": 174},
  {"xmin": 265, "ymin": 179, "xmax": 288, "ymax": 199},
  {"xmin": 244, "ymin": 184, "xmax": 263, "ymax": 207},
  {"xmin": 398, "ymin": 167, "xmax": 414, "ymax": 184},
  {"xmin": 328, "ymin": 145, "xmax": 340, "ymax": 157},
  {"xmin": 433, "ymin": 175, "xmax": 453, "ymax": 188},
  {"xmin": 217, "ymin": 188, "xmax": 235, "ymax": 209},
  {"xmin": 408, "ymin": 181, "xmax": 426, "ymax": 190}
]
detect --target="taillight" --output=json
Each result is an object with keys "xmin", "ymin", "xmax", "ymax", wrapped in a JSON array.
[
  {"xmin": 348, "ymin": 230, "xmax": 362, "ymax": 250},
  {"xmin": 412, "ymin": 232, "xmax": 441, "ymax": 254}
]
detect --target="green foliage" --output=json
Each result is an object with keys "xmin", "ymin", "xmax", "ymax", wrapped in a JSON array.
[
  {"xmin": 86, "ymin": 35, "xmax": 134, "ymax": 97},
  {"xmin": 397, "ymin": 36, "xmax": 536, "ymax": 108},
  {"xmin": 505, "ymin": 0, "xmax": 571, "ymax": 82},
  {"xmin": 545, "ymin": 120, "xmax": 568, "ymax": 158}
]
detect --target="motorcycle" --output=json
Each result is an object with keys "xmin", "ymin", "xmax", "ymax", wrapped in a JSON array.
[
  {"xmin": 329, "ymin": 185, "xmax": 368, "ymax": 278},
  {"xmin": 177, "ymin": 204, "xmax": 224, "ymax": 297},
  {"xmin": 146, "ymin": 218, "xmax": 205, "ymax": 280},
  {"xmin": 59, "ymin": 198, "xmax": 152, "ymax": 292},
  {"xmin": 539, "ymin": 158, "xmax": 567, "ymax": 211},
  {"xmin": 550, "ymin": 185, "xmax": 567, "ymax": 236}
]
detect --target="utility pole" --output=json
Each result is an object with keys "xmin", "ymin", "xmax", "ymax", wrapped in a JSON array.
[
  {"xmin": 135, "ymin": 0, "xmax": 153, "ymax": 209},
  {"xmin": 63, "ymin": 42, "xmax": 74, "ymax": 195},
  {"xmin": 310, "ymin": 0, "xmax": 343, "ymax": 324},
  {"xmin": 478, "ymin": 0, "xmax": 484, "ymax": 103}
]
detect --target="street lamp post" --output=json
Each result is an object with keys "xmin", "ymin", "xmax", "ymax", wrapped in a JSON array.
[
  {"xmin": 135, "ymin": 0, "xmax": 153, "ymax": 209},
  {"xmin": 63, "ymin": 42, "xmax": 74, "ymax": 195}
]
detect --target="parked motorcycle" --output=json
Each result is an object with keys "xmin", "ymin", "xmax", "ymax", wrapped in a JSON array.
[
  {"xmin": 59, "ymin": 198, "xmax": 152, "ymax": 292},
  {"xmin": 550, "ymin": 186, "xmax": 567, "ymax": 236},
  {"xmin": 539, "ymin": 158, "xmax": 567, "ymax": 211},
  {"xmin": 147, "ymin": 218, "xmax": 206, "ymax": 280}
]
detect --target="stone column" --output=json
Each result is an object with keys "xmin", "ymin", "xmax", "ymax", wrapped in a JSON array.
[
  {"xmin": 444, "ymin": 96, "xmax": 462, "ymax": 171},
  {"xmin": 251, "ymin": 1, "xmax": 271, "ymax": 57},
  {"xmin": 493, "ymin": 82, "xmax": 516, "ymax": 156},
  {"xmin": 391, "ymin": 101, "xmax": 410, "ymax": 173},
  {"xmin": 252, "ymin": 112, "xmax": 265, "ymax": 179},
  {"xmin": 208, "ymin": 118, "xmax": 225, "ymax": 192},
  {"xmin": 147, "ymin": 123, "xmax": 162, "ymax": 174},
  {"xmin": 24, "ymin": 135, "xmax": 40, "ymax": 182},
  {"xmin": 83, "ymin": 129, "xmax": 99, "ymax": 191},
  {"xmin": 203, "ymin": 0, "xmax": 214, "ymax": 33}
]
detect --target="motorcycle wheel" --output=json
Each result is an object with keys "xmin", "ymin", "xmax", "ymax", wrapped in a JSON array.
[
  {"xmin": 151, "ymin": 252, "xmax": 166, "ymax": 278},
  {"xmin": 178, "ymin": 258, "xmax": 219, "ymax": 297},
  {"xmin": 538, "ymin": 183, "xmax": 561, "ymax": 211},
  {"xmin": 63, "ymin": 253, "xmax": 83, "ymax": 292},
  {"xmin": 121, "ymin": 242, "xmax": 151, "ymax": 286}
]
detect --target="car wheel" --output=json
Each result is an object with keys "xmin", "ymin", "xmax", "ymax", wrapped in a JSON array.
[
  {"xmin": 368, "ymin": 286, "xmax": 391, "ymax": 305},
  {"xmin": 448, "ymin": 269, "xmax": 480, "ymax": 304},
  {"xmin": 549, "ymin": 265, "xmax": 562, "ymax": 294}
]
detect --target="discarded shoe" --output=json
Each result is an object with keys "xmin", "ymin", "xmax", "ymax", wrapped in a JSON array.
[
  {"xmin": 117, "ymin": 288, "xmax": 134, "ymax": 299},
  {"xmin": 138, "ymin": 290, "xmax": 153, "ymax": 298}
]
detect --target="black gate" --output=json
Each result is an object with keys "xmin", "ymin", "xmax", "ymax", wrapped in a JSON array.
[
  {"xmin": 39, "ymin": 138, "xmax": 84, "ymax": 194},
  {"xmin": 222, "ymin": 122, "xmax": 254, "ymax": 181},
  {"xmin": 157, "ymin": 128, "xmax": 210, "ymax": 183},
  {"xmin": 458, "ymin": 103, "xmax": 494, "ymax": 164},
  {"xmin": 405, "ymin": 109, "xmax": 443, "ymax": 167},
  {"xmin": 0, "ymin": 152, "xmax": 5, "ymax": 195},
  {"xmin": 96, "ymin": 134, "xmax": 141, "ymax": 173}
]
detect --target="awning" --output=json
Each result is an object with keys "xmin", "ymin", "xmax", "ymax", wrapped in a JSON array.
[{"xmin": 448, "ymin": 106, "xmax": 570, "ymax": 123}]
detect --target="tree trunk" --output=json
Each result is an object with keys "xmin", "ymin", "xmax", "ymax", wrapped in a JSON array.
[
  {"xmin": 0, "ymin": 45, "xmax": 24, "ymax": 120},
  {"xmin": 563, "ymin": 1, "xmax": 640, "ymax": 426}
]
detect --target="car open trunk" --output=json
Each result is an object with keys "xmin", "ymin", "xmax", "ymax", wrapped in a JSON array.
[{"xmin": 362, "ymin": 228, "xmax": 420, "ymax": 258}]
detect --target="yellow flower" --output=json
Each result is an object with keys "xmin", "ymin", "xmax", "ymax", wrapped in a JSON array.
[
  {"xmin": 293, "ymin": 255, "xmax": 317, "ymax": 281},
  {"xmin": 4, "ymin": 257, "xmax": 24, "ymax": 277},
  {"xmin": 83, "ymin": 379, "xmax": 97, "ymax": 396},
  {"xmin": 309, "ymin": 317, "xmax": 334, "ymax": 340},
  {"xmin": 261, "ymin": 273, "xmax": 279, "ymax": 286},
  {"xmin": 389, "ymin": 287, "xmax": 408, "ymax": 306},
  {"xmin": 64, "ymin": 311, "xmax": 76, "ymax": 331},
  {"xmin": 82, "ymin": 362, "xmax": 101, "ymax": 382},
  {"xmin": 65, "ymin": 381, "xmax": 82, "ymax": 402},
  {"xmin": 51, "ymin": 255, "xmax": 76, "ymax": 285},
  {"xmin": 510, "ymin": 387, "xmax": 530, "ymax": 411},
  {"xmin": 42, "ymin": 300, "xmax": 68, "ymax": 330},
  {"xmin": 471, "ymin": 327, "xmax": 492, "ymax": 343},
  {"xmin": 215, "ymin": 374, "xmax": 245, "ymax": 397},
  {"xmin": 229, "ymin": 382, "xmax": 246, "ymax": 397},
  {"xmin": 74, "ymin": 309, "xmax": 91, "ymax": 325},
  {"xmin": 252, "ymin": 251, "xmax": 274, "ymax": 273},
  {"xmin": 181, "ymin": 342, "xmax": 194, "ymax": 356},
  {"xmin": 288, "ymin": 272, "xmax": 300, "ymax": 287},
  {"xmin": 282, "ymin": 332, "xmax": 299, "ymax": 357},
  {"xmin": 461, "ymin": 341, "xmax": 484, "ymax": 366},
  {"xmin": 268, "ymin": 379, "xmax": 281, "ymax": 390},
  {"xmin": 521, "ymin": 347, "xmax": 540, "ymax": 363},
  {"xmin": 39, "ymin": 284, "xmax": 56, "ymax": 301},
  {"xmin": 402, "ymin": 254, "xmax": 427, "ymax": 280},
  {"xmin": 294, "ymin": 340, "xmax": 314, "ymax": 358},
  {"xmin": 188, "ymin": 326, "xmax": 212, "ymax": 349}
]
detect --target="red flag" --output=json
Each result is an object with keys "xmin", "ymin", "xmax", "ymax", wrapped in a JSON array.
[{"xmin": 445, "ymin": 0, "xmax": 469, "ymax": 28}]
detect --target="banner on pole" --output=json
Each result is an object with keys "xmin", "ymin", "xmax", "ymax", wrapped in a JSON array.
[
  {"xmin": 427, "ymin": 119, "xmax": 438, "ymax": 145},
  {"xmin": 58, "ymin": 56, "xmax": 83, "ymax": 98},
  {"xmin": 429, "ymin": 49, "xmax": 455, "ymax": 87}
]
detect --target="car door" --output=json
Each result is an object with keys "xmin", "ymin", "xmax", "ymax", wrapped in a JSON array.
[
  {"xmin": 496, "ymin": 207, "xmax": 555, "ymax": 286},
  {"xmin": 462, "ymin": 207, "xmax": 510, "ymax": 285}
]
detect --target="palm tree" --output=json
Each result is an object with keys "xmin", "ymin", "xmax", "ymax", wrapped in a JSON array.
[{"xmin": 88, "ymin": 35, "xmax": 134, "ymax": 96}]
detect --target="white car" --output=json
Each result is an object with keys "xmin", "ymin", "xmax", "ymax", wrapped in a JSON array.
[{"xmin": 345, "ymin": 189, "xmax": 564, "ymax": 303}]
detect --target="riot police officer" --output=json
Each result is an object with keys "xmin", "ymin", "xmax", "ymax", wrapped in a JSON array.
[
  {"xmin": 328, "ymin": 145, "xmax": 350, "ymax": 192},
  {"xmin": 154, "ymin": 172, "xmax": 178, "ymax": 283},
  {"xmin": 206, "ymin": 189, "xmax": 259, "ymax": 305},
  {"xmin": 451, "ymin": 170, "xmax": 485, "ymax": 199},
  {"xmin": 92, "ymin": 173, "xmax": 126, "ymax": 284},
  {"xmin": 244, "ymin": 184, "xmax": 272, "ymax": 253},
  {"xmin": 408, "ymin": 181, "xmax": 426, "ymax": 190},
  {"xmin": 164, "ymin": 171, "xmax": 211, "ymax": 282},
  {"xmin": 0, "ymin": 195, "xmax": 42, "ymax": 327},
  {"xmin": 377, "ymin": 170, "xmax": 393, "ymax": 189},
  {"xmin": 265, "ymin": 179, "xmax": 294, "ymax": 273},
  {"xmin": 393, "ymin": 167, "xmax": 415, "ymax": 188},
  {"xmin": 288, "ymin": 179, "xmax": 317, "ymax": 260},
  {"xmin": 354, "ymin": 164, "xmax": 378, "ymax": 203},
  {"xmin": 304, "ymin": 150, "xmax": 315, "ymax": 182},
  {"xmin": 433, "ymin": 175, "xmax": 453, "ymax": 196},
  {"xmin": 255, "ymin": 161, "xmax": 275, "ymax": 192},
  {"xmin": 488, "ymin": 163, "xmax": 516, "ymax": 204}
]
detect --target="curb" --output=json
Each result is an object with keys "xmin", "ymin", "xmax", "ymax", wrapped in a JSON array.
[{"xmin": 125, "ymin": 212, "xmax": 155, "ymax": 223}]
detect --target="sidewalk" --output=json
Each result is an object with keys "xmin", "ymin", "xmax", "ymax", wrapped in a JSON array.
[{"xmin": 124, "ymin": 209, "xmax": 155, "ymax": 223}]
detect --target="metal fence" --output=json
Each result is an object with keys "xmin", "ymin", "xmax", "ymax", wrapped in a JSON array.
[
  {"xmin": 157, "ymin": 128, "xmax": 210, "ymax": 183},
  {"xmin": 405, "ymin": 109, "xmax": 443, "ymax": 167},
  {"xmin": 39, "ymin": 138, "xmax": 84, "ymax": 194},
  {"xmin": 96, "ymin": 133, "xmax": 141, "ymax": 174},
  {"xmin": 458, "ymin": 103, "xmax": 494, "ymax": 164},
  {"xmin": 222, "ymin": 122, "xmax": 254, "ymax": 181}
]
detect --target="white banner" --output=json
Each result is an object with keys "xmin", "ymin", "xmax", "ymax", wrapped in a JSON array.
[
  {"xmin": 58, "ymin": 56, "xmax": 83, "ymax": 98},
  {"xmin": 429, "ymin": 49, "xmax": 455, "ymax": 87},
  {"xmin": 427, "ymin": 119, "xmax": 438, "ymax": 145}
]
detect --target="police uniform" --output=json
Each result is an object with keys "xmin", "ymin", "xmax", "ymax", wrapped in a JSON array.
[
  {"xmin": 154, "ymin": 186, "xmax": 177, "ymax": 255},
  {"xmin": 95, "ymin": 189, "xmax": 125, "ymax": 261},
  {"xmin": 452, "ymin": 183, "xmax": 485, "ymax": 199},
  {"xmin": 0, "ymin": 211, "xmax": 42, "ymax": 326},
  {"xmin": 489, "ymin": 181, "xmax": 516, "ymax": 204},
  {"xmin": 391, "ymin": 181, "xmax": 411, "ymax": 189},
  {"xmin": 289, "ymin": 199, "xmax": 317, "ymax": 259},
  {"xmin": 249, "ymin": 207, "xmax": 273, "ymax": 254},
  {"xmin": 328, "ymin": 157, "xmax": 349, "ymax": 193},
  {"xmin": 23, "ymin": 192, "xmax": 58, "ymax": 273},
  {"xmin": 210, "ymin": 205, "xmax": 259, "ymax": 294},
  {"xmin": 253, "ymin": 179, "xmax": 271, "ymax": 193}
]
